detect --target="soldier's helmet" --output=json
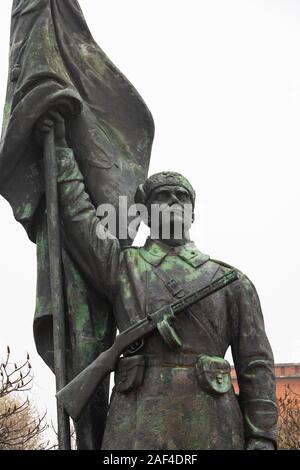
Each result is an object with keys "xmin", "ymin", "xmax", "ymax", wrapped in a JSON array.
[{"xmin": 135, "ymin": 171, "xmax": 196, "ymax": 208}]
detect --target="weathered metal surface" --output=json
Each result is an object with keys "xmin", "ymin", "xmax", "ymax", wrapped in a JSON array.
[
  {"xmin": 54, "ymin": 148, "xmax": 278, "ymax": 450},
  {"xmin": 0, "ymin": 0, "xmax": 277, "ymax": 451},
  {"xmin": 43, "ymin": 128, "xmax": 70, "ymax": 449},
  {"xmin": 56, "ymin": 270, "xmax": 238, "ymax": 421},
  {"xmin": 0, "ymin": 0, "xmax": 154, "ymax": 449}
]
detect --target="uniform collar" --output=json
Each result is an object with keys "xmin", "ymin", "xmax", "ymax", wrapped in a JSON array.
[{"xmin": 139, "ymin": 238, "xmax": 210, "ymax": 268}]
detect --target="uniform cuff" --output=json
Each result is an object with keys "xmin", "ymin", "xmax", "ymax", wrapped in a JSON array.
[{"xmin": 243, "ymin": 399, "xmax": 278, "ymax": 447}]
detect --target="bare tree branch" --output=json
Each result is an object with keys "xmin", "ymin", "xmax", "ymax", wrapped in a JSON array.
[
  {"xmin": 277, "ymin": 386, "xmax": 300, "ymax": 450},
  {"xmin": 0, "ymin": 348, "xmax": 51, "ymax": 450}
]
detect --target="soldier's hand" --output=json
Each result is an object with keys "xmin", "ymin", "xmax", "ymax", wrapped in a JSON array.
[
  {"xmin": 246, "ymin": 437, "xmax": 275, "ymax": 450},
  {"xmin": 35, "ymin": 110, "xmax": 68, "ymax": 148}
]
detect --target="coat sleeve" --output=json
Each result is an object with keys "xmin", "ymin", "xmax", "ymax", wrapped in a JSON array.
[
  {"xmin": 229, "ymin": 273, "xmax": 278, "ymax": 446},
  {"xmin": 55, "ymin": 147, "xmax": 121, "ymax": 301}
]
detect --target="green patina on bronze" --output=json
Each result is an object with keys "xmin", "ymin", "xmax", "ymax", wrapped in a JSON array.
[
  {"xmin": 0, "ymin": 0, "xmax": 277, "ymax": 452},
  {"xmin": 0, "ymin": 0, "xmax": 154, "ymax": 450},
  {"xmin": 51, "ymin": 154, "xmax": 278, "ymax": 450},
  {"xmin": 16, "ymin": 202, "xmax": 34, "ymax": 220}
]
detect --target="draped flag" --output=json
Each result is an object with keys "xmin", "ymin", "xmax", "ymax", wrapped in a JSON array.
[{"xmin": 0, "ymin": 0, "xmax": 154, "ymax": 448}]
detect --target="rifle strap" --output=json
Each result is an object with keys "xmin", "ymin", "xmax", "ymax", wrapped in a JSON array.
[
  {"xmin": 151, "ymin": 260, "xmax": 222, "ymax": 351},
  {"xmin": 151, "ymin": 265, "xmax": 187, "ymax": 299}
]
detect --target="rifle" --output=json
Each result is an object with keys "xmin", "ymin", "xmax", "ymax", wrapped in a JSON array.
[{"xmin": 56, "ymin": 269, "xmax": 238, "ymax": 421}]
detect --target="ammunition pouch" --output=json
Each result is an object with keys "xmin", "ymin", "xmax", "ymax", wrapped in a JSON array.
[
  {"xmin": 195, "ymin": 355, "xmax": 232, "ymax": 395},
  {"xmin": 114, "ymin": 354, "xmax": 233, "ymax": 396},
  {"xmin": 115, "ymin": 355, "xmax": 145, "ymax": 393}
]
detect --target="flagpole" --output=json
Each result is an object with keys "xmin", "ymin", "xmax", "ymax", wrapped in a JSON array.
[{"xmin": 44, "ymin": 128, "xmax": 71, "ymax": 450}]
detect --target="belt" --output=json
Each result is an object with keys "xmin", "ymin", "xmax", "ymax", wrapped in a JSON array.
[{"xmin": 116, "ymin": 353, "xmax": 233, "ymax": 395}]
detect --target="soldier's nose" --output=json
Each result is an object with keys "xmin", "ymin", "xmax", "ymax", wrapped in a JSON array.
[{"xmin": 169, "ymin": 193, "xmax": 180, "ymax": 204}]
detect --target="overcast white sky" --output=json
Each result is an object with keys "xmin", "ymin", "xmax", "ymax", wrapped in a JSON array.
[{"xmin": 0, "ymin": 0, "xmax": 300, "ymax": 433}]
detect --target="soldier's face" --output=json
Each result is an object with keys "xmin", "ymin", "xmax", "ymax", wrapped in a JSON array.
[{"xmin": 147, "ymin": 185, "xmax": 194, "ymax": 238}]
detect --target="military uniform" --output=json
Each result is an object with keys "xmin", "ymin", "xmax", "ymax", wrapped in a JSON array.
[{"xmin": 56, "ymin": 148, "xmax": 277, "ymax": 450}]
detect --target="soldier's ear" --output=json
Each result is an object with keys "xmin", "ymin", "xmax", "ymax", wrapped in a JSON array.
[{"xmin": 135, "ymin": 184, "xmax": 146, "ymax": 205}]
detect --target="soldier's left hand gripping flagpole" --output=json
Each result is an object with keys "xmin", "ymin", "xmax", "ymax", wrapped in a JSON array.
[{"xmin": 43, "ymin": 128, "xmax": 71, "ymax": 450}]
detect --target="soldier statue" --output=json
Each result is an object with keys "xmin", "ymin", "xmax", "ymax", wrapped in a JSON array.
[{"xmin": 35, "ymin": 111, "xmax": 278, "ymax": 450}]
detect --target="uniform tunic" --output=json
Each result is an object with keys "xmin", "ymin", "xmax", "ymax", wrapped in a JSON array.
[{"xmin": 56, "ymin": 149, "xmax": 277, "ymax": 450}]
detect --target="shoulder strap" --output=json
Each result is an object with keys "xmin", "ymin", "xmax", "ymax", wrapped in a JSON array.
[{"xmin": 151, "ymin": 264, "xmax": 186, "ymax": 299}]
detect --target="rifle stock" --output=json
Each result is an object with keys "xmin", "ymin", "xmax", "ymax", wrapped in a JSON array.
[
  {"xmin": 56, "ymin": 345, "xmax": 119, "ymax": 421},
  {"xmin": 56, "ymin": 269, "xmax": 238, "ymax": 421}
]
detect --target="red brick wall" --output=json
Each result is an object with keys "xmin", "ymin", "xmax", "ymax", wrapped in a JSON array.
[{"xmin": 231, "ymin": 363, "xmax": 300, "ymax": 399}]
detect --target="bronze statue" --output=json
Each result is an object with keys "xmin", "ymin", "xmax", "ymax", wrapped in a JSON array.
[
  {"xmin": 38, "ymin": 110, "xmax": 277, "ymax": 450},
  {"xmin": 0, "ymin": 0, "xmax": 277, "ymax": 450}
]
